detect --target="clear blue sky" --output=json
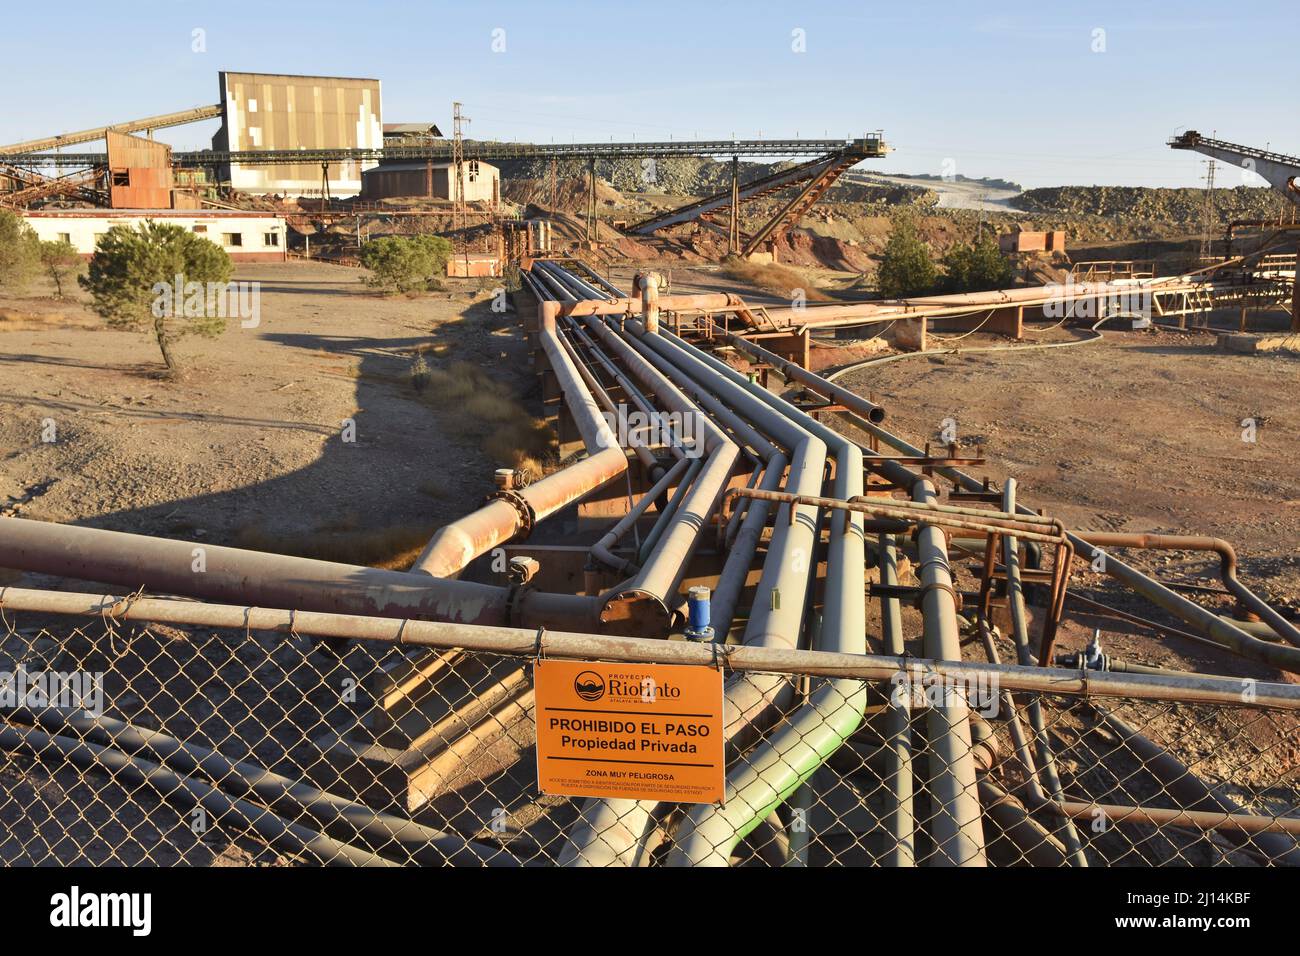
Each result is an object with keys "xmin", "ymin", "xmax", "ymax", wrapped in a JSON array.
[{"xmin": 2, "ymin": 0, "xmax": 1295, "ymax": 189}]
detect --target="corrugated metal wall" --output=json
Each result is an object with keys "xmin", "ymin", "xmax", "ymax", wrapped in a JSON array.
[
  {"xmin": 215, "ymin": 72, "xmax": 382, "ymax": 197},
  {"xmin": 106, "ymin": 130, "xmax": 174, "ymax": 209}
]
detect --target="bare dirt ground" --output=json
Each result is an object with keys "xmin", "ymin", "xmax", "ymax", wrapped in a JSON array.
[
  {"xmin": 821, "ymin": 316, "xmax": 1300, "ymax": 685},
  {"xmin": 0, "ymin": 262, "xmax": 532, "ymax": 566}
]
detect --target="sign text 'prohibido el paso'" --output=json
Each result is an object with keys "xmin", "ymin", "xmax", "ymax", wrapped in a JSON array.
[{"xmin": 533, "ymin": 660, "xmax": 724, "ymax": 805}]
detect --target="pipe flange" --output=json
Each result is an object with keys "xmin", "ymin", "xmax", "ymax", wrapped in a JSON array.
[
  {"xmin": 506, "ymin": 582, "xmax": 535, "ymax": 628},
  {"xmin": 914, "ymin": 579, "xmax": 962, "ymax": 611},
  {"xmin": 487, "ymin": 489, "xmax": 535, "ymax": 539}
]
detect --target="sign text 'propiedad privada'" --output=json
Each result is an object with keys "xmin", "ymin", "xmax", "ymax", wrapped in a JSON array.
[{"xmin": 533, "ymin": 660, "xmax": 724, "ymax": 804}]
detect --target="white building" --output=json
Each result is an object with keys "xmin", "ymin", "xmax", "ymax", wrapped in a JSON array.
[{"xmin": 21, "ymin": 210, "xmax": 288, "ymax": 262}]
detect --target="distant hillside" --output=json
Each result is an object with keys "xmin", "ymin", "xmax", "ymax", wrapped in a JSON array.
[
  {"xmin": 495, "ymin": 155, "xmax": 931, "ymax": 205},
  {"xmin": 887, "ymin": 172, "xmax": 1022, "ymax": 192},
  {"xmin": 1012, "ymin": 185, "xmax": 1287, "ymax": 228}
]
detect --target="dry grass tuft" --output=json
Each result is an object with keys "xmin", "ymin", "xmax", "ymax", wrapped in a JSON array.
[
  {"xmin": 409, "ymin": 355, "xmax": 556, "ymax": 475},
  {"xmin": 234, "ymin": 520, "xmax": 439, "ymax": 571},
  {"xmin": 720, "ymin": 256, "xmax": 831, "ymax": 302},
  {"xmin": 0, "ymin": 307, "xmax": 99, "ymax": 331}
]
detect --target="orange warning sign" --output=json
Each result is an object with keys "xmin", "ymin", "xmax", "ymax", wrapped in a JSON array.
[{"xmin": 533, "ymin": 659, "xmax": 724, "ymax": 805}]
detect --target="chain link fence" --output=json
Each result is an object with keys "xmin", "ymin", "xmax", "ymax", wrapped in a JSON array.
[{"xmin": 0, "ymin": 608, "xmax": 1296, "ymax": 866}]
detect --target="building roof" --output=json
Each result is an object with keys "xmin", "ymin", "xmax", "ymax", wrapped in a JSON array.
[
  {"xmin": 219, "ymin": 70, "xmax": 380, "ymax": 84},
  {"xmin": 384, "ymin": 123, "xmax": 445, "ymax": 137},
  {"xmin": 21, "ymin": 209, "xmax": 284, "ymax": 219}
]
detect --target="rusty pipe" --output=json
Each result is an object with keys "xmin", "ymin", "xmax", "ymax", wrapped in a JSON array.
[
  {"xmin": 641, "ymin": 271, "xmax": 660, "ymax": 335},
  {"xmin": 0, "ymin": 516, "xmax": 606, "ymax": 632},
  {"xmin": 1076, "ymin": 532, "xmax": 1300, "ymax": 648}
]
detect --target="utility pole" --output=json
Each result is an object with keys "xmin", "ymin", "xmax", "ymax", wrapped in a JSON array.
[
  {"xmin": 586, "ymin": 157, "xmax": 598, "ymax": 243},
  {"xmin": 727, "ymin": 155, "xmax": 740, "ymax": 255},
  {"xmin": 452, "ymin": 102, "xmax": 470, "ymax": 232},
  {"xmin": 1199, "ymin": 157, "xmax": 1217, "ymax": 263}
]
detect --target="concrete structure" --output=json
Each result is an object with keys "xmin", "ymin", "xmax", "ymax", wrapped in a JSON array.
[
  {"xmin": 361, "ymin": 160, "xmax": 499, "ymax": 203},
  {"xmin": 447, "ymin": 252, "xmax": 503, "ymax": 278},
  {"xmin": 212, "ymin": 72, "xmax": 382, "ymax": 197},
  {"xmin": 21, "ymin": 209, "xmax": 287, "ymax": 262},
  {"xmin": 106, "ymin": 130, "xmax": 174, "ymax": 209}
]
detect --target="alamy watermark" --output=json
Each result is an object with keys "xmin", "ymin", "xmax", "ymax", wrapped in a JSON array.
[
  {"xmin": 889, "ymin": 664, "xmax": 999, "ymax": 717},
  {"xmin": 151, "ymin": 274, "xmax": 261, "ymax": 328},
  {"xmin": 600, "ymin": 404, "xmax": 707, "ymax": 458},
  {"xmin": 1042, "ymin": 277, "xmax": 1152, "ymax": 322},
  {"xmin": 0, "ymin": 664, "xmax": 104, "ymax": 717}
]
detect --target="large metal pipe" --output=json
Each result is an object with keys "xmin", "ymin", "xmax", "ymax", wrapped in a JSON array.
[
  {"xmin": 579, "ymin": 310, "xmax": 739, "ymax": 618},
  {"xmin": 632, "ymin": 327, "xmax": 832, "ymax": 738},
  {"xmin": 1076, "ymin": 532, "xmax": 1300, "ymax": 648},
  {"xmin": 560, "ymin": 295, "xmax": 827, "ymax": 868},
  {"xmin": 912, "ymin": 479, "xmax": 987, "ymax": 867},
  {"xmin": 589, "ymin": 457, "xmax": 692, "ymax": 573},
  {"xmin": 0, "ymin": 516, "xmax": 604, "ymax": 632},
  {"xmin": 1002, "ymin": 479, "xmax": 1087, "ymax": 866},
  {"xmin": 723, "ymin": 330, "xmax": 885, "ymax": 423},
  {"xmin": 878, "ymin": 532, "xmax": 916, "ymax": 866},
  {"xmin": 659, "ymin": 331, "xmax": 868, "ymax": 867}
]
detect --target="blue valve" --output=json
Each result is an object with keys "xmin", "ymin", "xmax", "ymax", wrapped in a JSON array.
[{"xmin": 685, "ymin": 586, "xmax": 715, "ymax": 642}]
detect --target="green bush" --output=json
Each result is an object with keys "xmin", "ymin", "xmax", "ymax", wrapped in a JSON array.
[
  {"xmin": 940, "ymin": 237, "xmax": 1013, "ymax": 293},
  {"xmin": 0, "ymin": 209, "xmax": 40, "ymax": 293},
  {"xmin": 79, "ymin": 220, "xmax": 233, "ymax": 372},
  {"xmin": 360, "ymin": 235, "xmax": 454, "ymax": 294},
  {"xmin": 875, "ymin": 214, "xmax": 937, "ymax": 298},
  {"xmin": 38, "ymin": 239, "xmax": 83, "ymax": 298}
]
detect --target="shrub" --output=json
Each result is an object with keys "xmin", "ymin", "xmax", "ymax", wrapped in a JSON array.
[
  {"xmin": 38, "ymin": 239, "xmax": 83, "ymax": 298},
  {"xmin": 360, "ymin": 235, "xmax": 453, "ymax": 294},
  {"xmin": 940, "ymin": 237, "xmax": 1013, "ymax": 293},
  {"xmin": 875, "ymin": 214, "xmax": 937, "ymax": 298},
  {"xmin": 0, "ymin": 209, "xmax": 40, "ymax": 293},
  {"xmin": 79, "ymin": 220, "xmax": 233, "ymax": 372}
]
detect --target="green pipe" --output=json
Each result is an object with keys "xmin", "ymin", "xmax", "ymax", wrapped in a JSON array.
[{"xmin": 665, "ymin": 331, "xmax": 867, "ymax": 867}]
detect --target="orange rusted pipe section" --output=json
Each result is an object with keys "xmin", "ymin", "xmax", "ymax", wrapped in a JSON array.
[{"xmin": 412, "ymin": 300, "xmax": 628, "ymax": 578}]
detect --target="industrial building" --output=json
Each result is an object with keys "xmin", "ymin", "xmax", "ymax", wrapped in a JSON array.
[
  {"xmin": 999, "ymin": 228, "xmax": 1067, "ymax": 255},
  {"xmin": 211, "ymin": 71, "xmax": 383, "ymax": 197},
  {"xmin": 21, "ymin": 209, "xmax": 288, "ymax": 262},
  {"xmin": 361, "ymin": 159, "xmax": 499, "ymax": 203},
  {"xmin": 383, "ymin": 122, "xmax": 444, "ymax": 142}
]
